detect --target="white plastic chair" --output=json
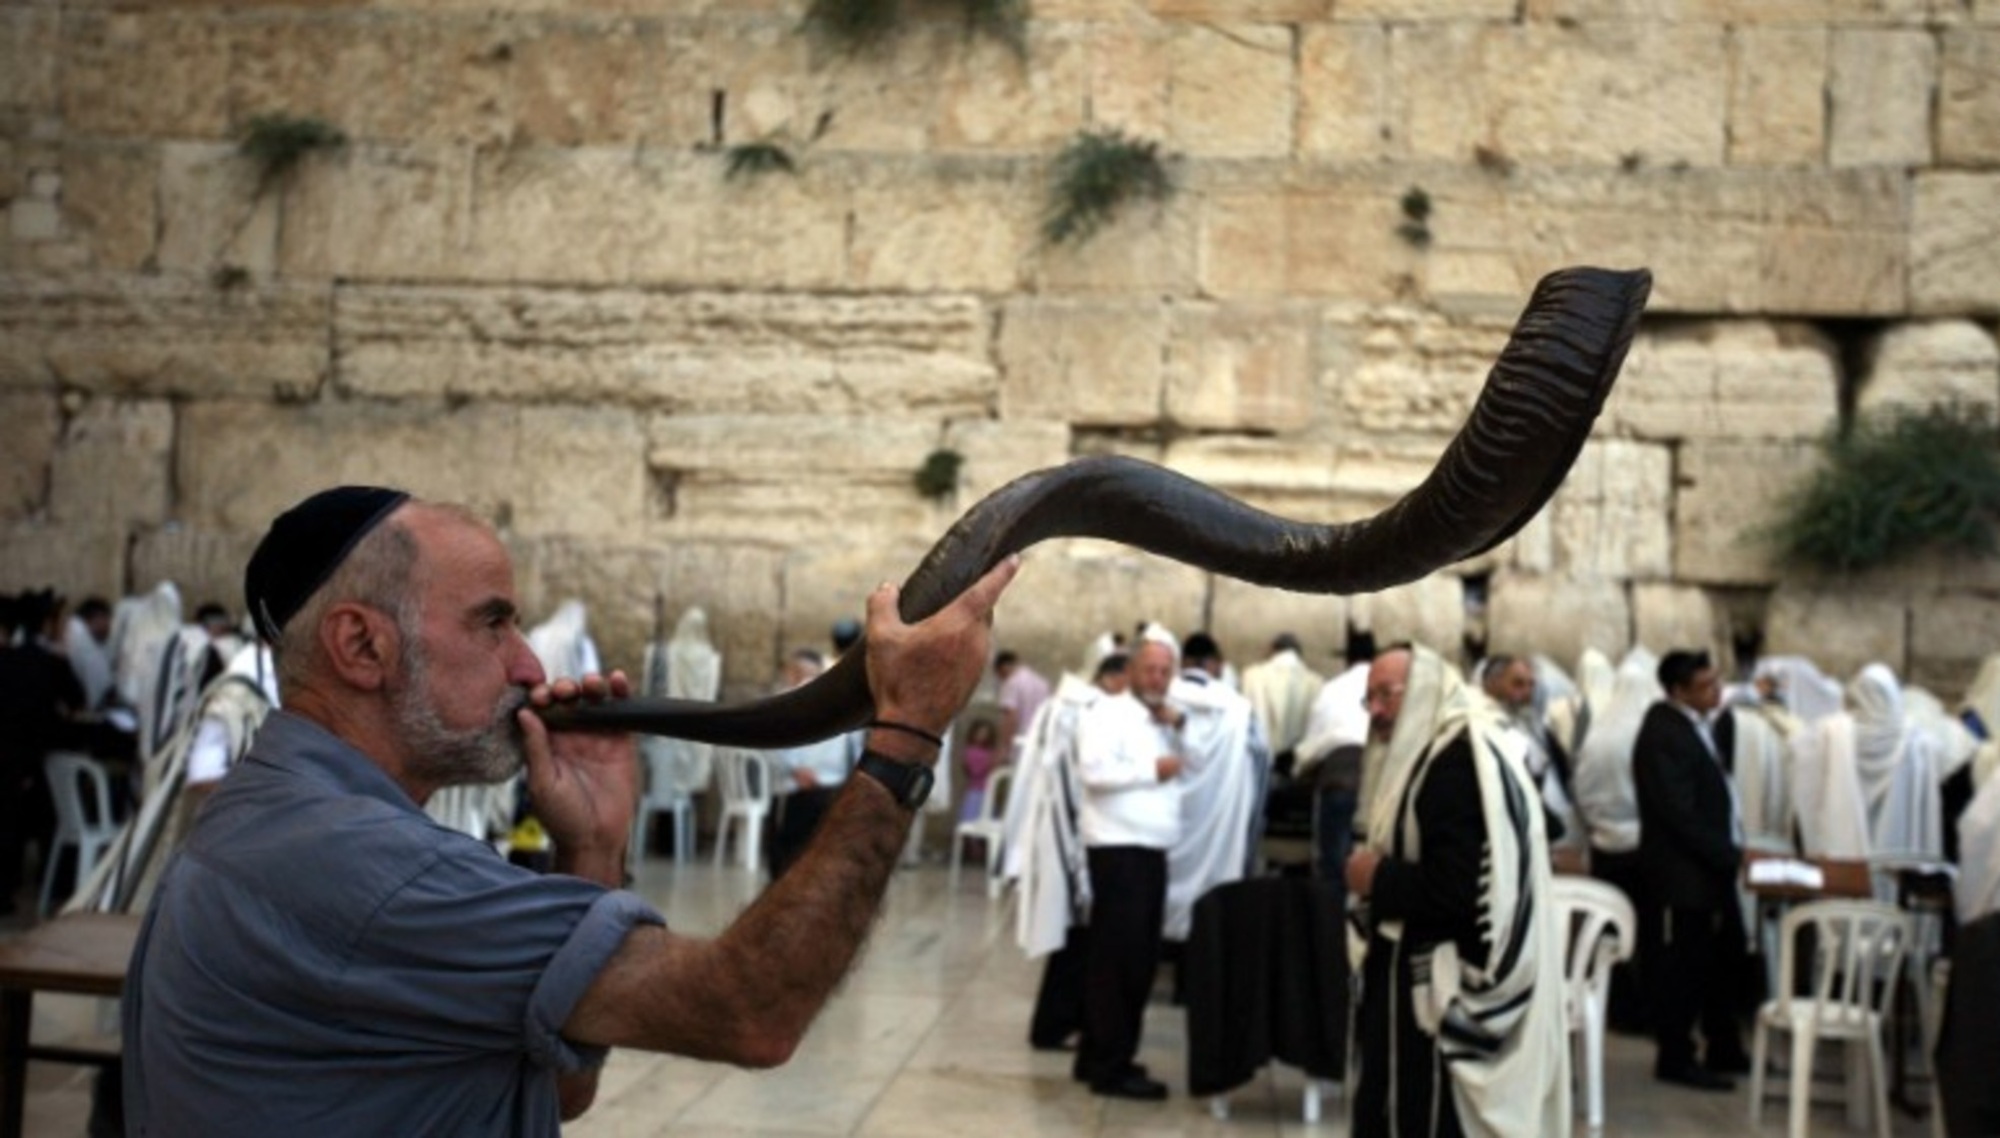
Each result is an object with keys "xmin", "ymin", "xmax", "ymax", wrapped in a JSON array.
[
  {"xmin": 631, "ymin": 756, "xmax": 697, "ymax": 866},
  {"xmin": 1550, "ymin": 875, "xmax": 1636, "ymax": 1133},
  {"xmin": 713, "ymin": 750, "xmax": 771, "ymax": 873},
  {"xmin": 1749, "ymin": 898, "xmax": 1910, "ymax": 1138},
  {"xmin": 950, "ymin": 765, "xmax": 1013, "ymax": 898},
  {"xmin": 40, "ymin": 752, "xmax": 121, "ymax": 916}
]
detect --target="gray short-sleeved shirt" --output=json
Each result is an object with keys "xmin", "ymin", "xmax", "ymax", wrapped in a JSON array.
[{"xmin": 123, "ymin": 712, "xmax": 664, "ymax": 1137}]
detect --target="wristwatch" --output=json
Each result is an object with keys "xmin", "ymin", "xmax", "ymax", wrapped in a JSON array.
[{"xmin": 856, "ymin": 751, "xmax": 935, "ymax": 811}]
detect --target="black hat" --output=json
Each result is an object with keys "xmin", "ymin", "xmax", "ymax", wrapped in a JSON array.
[{"xmin": 245, "ymin": 486, "xmax": 410, "ymax": 643}]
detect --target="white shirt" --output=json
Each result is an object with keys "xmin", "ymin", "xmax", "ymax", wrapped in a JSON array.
[{"xmin": 1075, "ymin": 691, "xmax": 1182, "ymax": 850}]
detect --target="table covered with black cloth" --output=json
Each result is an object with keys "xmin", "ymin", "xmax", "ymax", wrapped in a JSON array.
[{"xmin": 1183, "ymin": 875, "xmax": 1348, "ymax": 1098}]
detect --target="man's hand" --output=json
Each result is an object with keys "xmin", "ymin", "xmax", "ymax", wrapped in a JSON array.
[
  {"xmin": 862, "ymin": 557, "xmax": 1020, "ymax": 763},
  {"xmin": 1148, "ymin": 703, "xmax": 1185, "ymax": 730},
  {"xmin": 1345, "ymin": 847, "xmax": 1381, "ymax": 899},
  {"xmin": 520, "ymin": 671, "xmax": 636, "ymax": 884},
  {"xmin": 794, "ymin": 768, "xmax": 820, "ymax": 790},
  {"xmin": 1155, "ymin": 755, "xmax": 1183, "ymax": 781}
]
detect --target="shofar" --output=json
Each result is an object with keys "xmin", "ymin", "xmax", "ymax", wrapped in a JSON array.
[{"xmin": 546, "ymin": 265, "xmax": 1653, "ymax": 747}]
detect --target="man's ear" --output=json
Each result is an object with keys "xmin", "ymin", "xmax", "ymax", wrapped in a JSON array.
[{"xmin": 319, "ymin": 603, "xmax": 399, "ymax": 692}]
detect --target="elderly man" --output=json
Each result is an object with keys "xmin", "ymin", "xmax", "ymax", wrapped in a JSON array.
[
  {"xmin": 1072, "ymin": 636, "xmax": 1185, "ymax": 1101},
  {"xmin": 1481, "ymin": 653, "xmax": 1579, "ymax": 848},
  {"xmin": 1345, "ymin": 645, "xmax": 1569, "ymax": 1138},
  {"xmin": 123, "ymin": 486, "xmax": 1016, "ymax": 1136}
]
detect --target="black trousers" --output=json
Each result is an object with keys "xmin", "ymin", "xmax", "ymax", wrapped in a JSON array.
[
  {"xmin": 1030, "ymin": 924, "xmax": 1089, "ymax": 1048},
  {"xmin": 1592, "ymin": 847, "xmax": 1654, "ymax": 1034},
  {"xmin": 1654, "ymin": 902, "xmax": 1748, "ymax": 1072},
  {"xmin": 1077, "ymin": 845, "xmax": 1166, "ymax": 1086}
]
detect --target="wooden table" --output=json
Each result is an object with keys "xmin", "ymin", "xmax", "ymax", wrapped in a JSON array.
[
  {"xmin": 0, "ymin": 913, "xmax": 141, "ymax": 1138},
  {"xmin": 1742, "ymin": 853, "xmax": 1874, "ymax": 903}
]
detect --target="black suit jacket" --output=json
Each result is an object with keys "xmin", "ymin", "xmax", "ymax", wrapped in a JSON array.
[{"xmin": 1633, "ymin": 703, "xmax": 1740, "ymax": 910}]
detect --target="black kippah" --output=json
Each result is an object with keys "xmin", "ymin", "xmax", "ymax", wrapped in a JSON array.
[{"xmin": 244, "ymin": 485, "xmax": 411, "ymax": 643}]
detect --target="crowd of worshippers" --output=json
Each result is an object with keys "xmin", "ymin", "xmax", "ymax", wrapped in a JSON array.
[{"xmin": 987, "ymin": 625, "xmax": 2000, "ymax": 1133}]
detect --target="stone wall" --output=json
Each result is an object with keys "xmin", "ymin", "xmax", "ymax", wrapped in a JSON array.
[{"xmin": 4, "ymin": 1, "xmax": 1999, "ymax": 700}]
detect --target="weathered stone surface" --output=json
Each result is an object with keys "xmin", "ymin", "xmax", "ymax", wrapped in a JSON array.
[
  {"xmin": 281, "ymin": 147, "xmax": 472, "ymax": 280},
  {"xmin": 1145, "ymin": 0, "xmax": 1330, "ymax": 18},
  {"xmin": 941, "ymin": 418, "xmax": 1073, "ymax": 503},
  {"xmin": 1, "ymin": 10, "xmax": 58, "ymax": 118},
  {"xmin": 846, "ymin": 161, "xmax": 1029, "ymax": 293},
  {"xmin": 1199, "ymin": 175, "xmax": 1417, "ymax": 303},
  {"xmin": 1764, "ymin": 585, "xmax": 1908, "ymax": 679},
  {"xmin": 1165, "ymin": 301, "xmax": 1316, "ymax": 432},
  {"xmin": 1207, "ymin": 577, "xmax": 1349, "ymax": 679},
  {"xmin": 511, "ymin": 537, "xmax": 787, "ymax": 695},
  {"xmin": 226, "ymin": 15, "xmax": 424, "ymax": 145},
  {"xmin": 933, "ymin": 26, "xmax": 1090, "ymax": 152},
  {"xmin": 1857, "ymin": 320, "xmax": 2000, "ymax": 414},
  {"xmin": 1523, "ymin": 0, "xmax": 1929, "ymax": 22},
  {"xmin": 338, "ymin": 286, "xmax": 995, "ymax": 415},
  {"xmin": 1167, "ymin": 24, "xmax": 1294, "ymax": 158},
  {"xmin": 1726, "ymin": 28, "xmax": 1827, "ymax": 166},
  {"xmin": 1084, "ymin": 23, "xmax": 1169, "ymax": 140},
  {"xmin": 1828, "ymin": 29, "xmax": 1936, "ymax": 168},
  {"xmin": 0, "ymin": 522, "xmax": 126, "ymax": 600},
  {"xmin": 1029, "ymin": 187, "xmax": 1199, "ymax": 296},
  {"xmin": 1299, "ymin": 24, "xmax": 1393, "ymax": 161},
  {"xmin": 48, "ymin": 398, "xmax": 173, "ymax": 527},
  {"xmin": 1546, "ymin": 440, "xmax": 1674, "ymax": 578},
  {"xmin": 128, "ymin": 525, "xmax": 263, "ymax": 623},
  {"xmin": 0, "ymin": 392, "xmax": 57, "ymax": 521},
  {"xmin": 1486, "ymin": 572, "xmax": 1632, "ymax": 664},
  {"xmin": 1395, "ymin": 22, "xmax": 1727, "ymax": 168},
  {"xmin": 999, "ymin": 297, "xmax": 1166, "ymax": 426},
  {"xmin": 59, "ymin": 146, "xmax": 158, "ymax": 272},
  {"xmin": 0, "ymin": 277, "xmax": 330, "ymax": 400},
  {"xmin": 996, "ymin": 539, "xmax": 1211, "ymax": 671},
  {"xmin": 1674, "ymin": 440, "xmax": 1823, "ymax": 585},
  {"xmin": 1912, "ymin": 172, "xmax": 2000, "ymax": 313},
  {"xmin": 1351, "ymin": 572, "xmax": 1468, "ymax": 659},
  {"xmin": 178, "ymin": 400, "xmax": 647, "ymax": 538},
  {"xmin": 1908, "ymin": 590, "xmax": 2000, "ymax": 698},
  {"xmin": 1631, "ymin": 583, "xmax": 1725, "ymax": 655},
  {"xmin": 1606, "ymin": 320, "xmax": 1840, "ymax": 441},
  {"xmin": 156, "ymin": 143, "xmax": 279, "ymax": 279},
  {"xmin": 1328, "ymin": 303, "xmax": 1510, "ymax": 436},
  {"xmin": 1340, "ymin": 0, "xmax": 1515, "ymax": 17},
  {"xmin": 775, "ymin": 537, "xmax": 933, "ymax": 666},
  {"xmin": 1940, "ymin": 29, "xmax": 2000, "ymax": 164},
  {"xmin": 61, "ymin": 11, "xmax": 232, "ymax": 138}
]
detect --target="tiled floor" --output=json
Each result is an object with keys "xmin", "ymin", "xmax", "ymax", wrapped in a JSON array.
[{"xmin": 8, "ymin": 857, "xmax": 1941, "ymax": 1136}]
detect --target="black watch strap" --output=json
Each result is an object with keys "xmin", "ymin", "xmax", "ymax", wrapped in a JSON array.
[{"xmin": 855, "ymin": 751, "xmax": 935, "ymax": 811}]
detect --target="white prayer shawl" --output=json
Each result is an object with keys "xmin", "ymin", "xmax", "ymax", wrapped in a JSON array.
[
  {"xmin": 1754, "ymin": 656, "xmax": 1845, "ymax": 727},
  {"xmin": 138, "ymin": 625, "xmax": 215, "ymax": 790},
  {"xmin": 1957, "ymin": 772, "xmax": 2000, "ymax": 924},
  {"xmin": 1164, "ymin": 672, "xmax": 1265, "ymax": 941},
  {"xmin": 111, "ymin": 583, "xmax": 182, "ymax": 712},
  {"xmin": 1294, "ymin": 662, "xmax": 1370, "ymax": 775},
  {"xmin": 1792, "ymin": 713, "xmax": 1873, "ymax": 859},
  {"xmin": 1907, "ymin": 686, "xmax": 1980, "ymax": 782},
  {"xmin": 1977, "ymin": 743, "xmax": 2000, "ymax": 791},
  {"xmin": 640, "ymin": 607, "xmax": 723, "ymax": 797},
  {"xmin": 1850, "ymin": 664, "xmax": 1945, "ymax": 861},
  {"xmin": 527, "ymin": 600, "xmax": 600, "ymax": 681},
  {"xmin": 64, "ymin": 614, "xmax": 115, "ymax": 711},
  {"xmin": 1241, "ymin": 648, "xmax": 1324, "ymax": 758},
  {"xmin": 1012, "ymin": 675, "xmax": 1097, "ymax": 958},
  {"xmin": 1570, "ymin": 647, "xmax": 1661, "ymax": 854},
  {"xmin": 1365, "ymin": 647, "xmax": 1571, "ymax": 1138},
  {"xmin": 1730, "ymin": 709, "xmax": 1793, "ymax": 846}
]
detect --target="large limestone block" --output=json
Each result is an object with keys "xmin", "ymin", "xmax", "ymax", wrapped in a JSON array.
[
  {"xmin": 650, "ymin": 414, "xmax": 938, "ymax": 478},
  {"xmin": 157, "ymin": 144, "xmax": 280, "ymax": 279},
  {"xmin": 1166, "ymin": 24, "xmax": 1294, "ymax": 158},
  {"xmin": 511, "ymin": 537, "xmax": 786, "ymax": 691},
  {"xmin": 282, "ymin": 147, "xmax": 473, "ymax": 281},
  {"xmin": 1299, "ymin": 24, "xmax": 1394, "ymax": 161},
  {"xmin": 1199, "ymin": 175, "xmax": 1417, "ymax": 302},
  {"xmin": 129, "ymin": 526, "xmax": 263, "ymax": 623},
  {"xmin": 177, "ymin": 400, "xmax": 647, "ymax": 539},
  {"xmin": 2, "ymin": 10, "xmax": 58, "ymax": 118},
  {"xmin": 999, "ymin": 297, "xmax": 1166, "ymax": 425},
  {"xmin": 0, "ymin": 522, "xmax": 125, "ymax": 600},
  {"xmin": 1029, "ymin": 185, "xmax": 1199, "ymax": 297},
  {"xmin": 1912, "ymin": 172, "xmax": 2000, "ymax": 313},
  {"xmin": 1764, "ymin": 586, "xmax": 1907, "ymax": 679},
  {"xmin": 1631, "ymin": 583, "xmax": 1725, "ymax": 656},
  {"xmin": 1546, "ymin": 439, "xmax": 1673, "ymax": 578},
  {"xmin": 1207, "ymin": 577, "xmax": 1350, "ymax": 679},
  {"xmin": 996, "ymin": 539, "xmax": 1211, "ymax": 669},
  {"xmin": 776, "ymin": 539, "xmax": 935, "ymax": 664},
  {"xmin": 1165, "ymin": 301, "xmax": 1317, "ymax": 433},
  {"xmin": 1857, "ymin": 321, "xmax": 2000, "ymax": 414},
  {"xmin": 1395, "ymin": 22, "xmax": 1727, "ymax": 168},
  {"xmin": 1084, "ymin": 22, "xmax": 1170, "ymax": 140},
  {"xmin": 1726, "ymin": 28, "xmax": 1827, "ymax": 166},
  {"xmin": 1351, "ymin": 573, "xmax": 1467, "ymax": 660},
  {"xmin": 0, "ymin": 278, "xmax": 330, "ymax": 401},
  {"xmin": 49, "ymin": 398, "xmax": 173, "ymax": 527},
  {"xmin": 1909, "ymin": 591, "xmax": 2000, "ymax": 698},
  {"xmin": 0, "ymin": 392, "xmax": 57, "ymax": 521},
  {"xmin": 1159, "ymin": 435, "xmax": 1361, "ymax": 523},
  {"xmin": 226, "ymin": 15, "xmax": 424, "ymax": 145},
  {"xmin": 933, "ymin": 26, "xmax": 1090, "ymax": 152},
  {"xmin": 1338, "ymin": 0, "xmax": 1516, "ymax": 16},
  {"xmin": 61, "ymin": 11, "xmax": 231, "ymax": 138},
  {"xmin": 1940, "ymin": 29, "xmax": 2000, "ymax": 163},
  {"xmin": 338, "ymin": 287, "xmax": 995, "ymax": 416},
  {"xmin": 1328, "ymin": 304, "xmax": 1511, "ymax": 436},
  {"xmin": 59, "ymin": 145, "xmax": 158, "ymax": 273},
  {"xmin": 1674, "ymin": 440, "xmax": 1822, "ymax": 585},
  {"xmin": 494, "ymin": 17, "xmax": 679, "ymax": 147},
  {"xmin": 1828, "ymin": 30, "xmax": 1936, "ymax": 168},
  {"xmin": 1145, "ymin": 0, "xmax": 1330, "ymax": 18},
  {"xmin": 941, "ymin": 419, "xmax": 1073, "ymax": 503},
  {"xmin": 1524, "ymin": 0, "xmax": 1930, "ymax": 22},
  {"xmin": 1605, "ymin": 320, "xmax": 1840, "ymax": 441},
  {"xmin": 846, "ymin": 161, "xmax": 1029, "ymax": 293},
  {"xmin": 1486, "ymin": 572, "xmax": 1632, "ymax": 664}
]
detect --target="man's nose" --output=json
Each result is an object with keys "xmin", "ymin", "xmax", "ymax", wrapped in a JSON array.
[{"xmin": 506, "ymin": 630, "xmax": 547, "ymax": 688}]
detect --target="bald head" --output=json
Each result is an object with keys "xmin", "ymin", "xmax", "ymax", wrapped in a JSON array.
[{"xmin": 1130, "ymin": 639, "xmax": 1176, "ymax": 706}]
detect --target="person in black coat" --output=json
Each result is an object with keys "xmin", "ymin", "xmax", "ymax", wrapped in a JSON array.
[{"xmin": 1633, "ymin": 649, "xmax": 1750, "ymax": 1091}]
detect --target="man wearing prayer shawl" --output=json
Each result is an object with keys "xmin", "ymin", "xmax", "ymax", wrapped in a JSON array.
[
  {"xmin": 1012, "ymin": 670, "xmax": 1102, "ymax": 1051},
  {"xmin": 1792, "ymin": 663, "xmax": 1944, "ymax": 863},
  {"xmin": 1569, "ymin": 647, "xmax": 1660, "ymax": 1032},
  {"xmin": 1242, "ymin": 633, "xmax": 1324, "ymax": 767},
  {"xmin": 635, "ymin": 606, "xmax": 723, "ymax": 853},
  {"xmin": 1346, "ymin": 645, "xmax": 1570, "ymax": 1138},
  {"xmin": 1164, "ymin": 645, "xmax": 1268, "ymax": 943}
]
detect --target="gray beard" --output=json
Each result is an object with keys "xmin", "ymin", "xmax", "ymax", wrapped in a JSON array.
[{"xmin": 391, "ymin": 645, "xmax": 528, "ymax": 788}]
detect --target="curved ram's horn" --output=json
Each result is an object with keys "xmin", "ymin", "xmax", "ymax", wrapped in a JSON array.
[{"xmin": 544, "ymin": 265, "xmax": 1652, "ymax": 746}]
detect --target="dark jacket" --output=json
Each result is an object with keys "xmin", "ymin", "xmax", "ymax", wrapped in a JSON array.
[{"xmin": 1633, "ymin": 703, "xmax": 1740, "ymax": 910}]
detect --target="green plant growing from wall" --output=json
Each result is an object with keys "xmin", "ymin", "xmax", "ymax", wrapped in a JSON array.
[
  {"xmin": 802, "ymin": 0, "xmax": 1028, "ymax": 57},
  {"xmin": 239, "ymin": 114, "xmax": 347, "ymax": 189},
  {"xmin": 914, "ymin": 448, "xmax": 965, "ymax": 500},
  {"xmin": 725, "ymin": 141, "xmax": 799, "ymax": 181},
  {"xmin": 1764, "ymin": 403, "xmax": 2000, "ymax": 573},
  {"xmin": 1043, "ymin": 129, "xmax": 1172, "ymax": 247},
  {"xmin": 1397, "ymin": 186, "xmax": 1432, "ymax": 247}
]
